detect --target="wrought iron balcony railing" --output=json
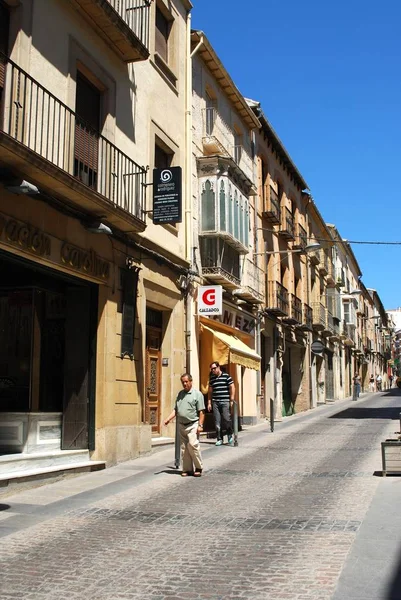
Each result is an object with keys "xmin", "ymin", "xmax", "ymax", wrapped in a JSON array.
[
  {"xmin": 294, "ymin": 223, "xmax": 307, "ymax": 249},
  {"xmin": 303, "ymin": 304, "xmax": 313, "ymax": 330},
  {"xmin": 266, "ymin": 281, "xmax": 289, "ymax": 316},
  {"xmin": 262, "ymin": 185, "xmax": 281, "ymax": 223},
  {"xmin": 1, "ymin": 56, "xmax": 147, "ymax": 222},
  {"xmin": 291, "ymin": 294, "xmax": 303, "ymax": 323},
  {"xmin": 312, "ymin": 302, "xmax": 326, "ymax": 330},
  {"xmin": 279, "ymin": 206, "xmax": 295, "ymax": 239}
]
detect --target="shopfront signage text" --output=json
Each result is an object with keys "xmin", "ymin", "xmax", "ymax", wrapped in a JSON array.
[
  {"xmin": 210, "ymin": 307, "xmax": 256, "ymax": 335},
  {"xmin": 61, "ymin": 243, "xmax": 110, "ymax": 280},
  {"xmin": 0, "ymin": 215, "xmax": 51, "ymax": 257}
]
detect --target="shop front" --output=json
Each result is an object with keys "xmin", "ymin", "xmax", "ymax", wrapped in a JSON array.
[
  {"xmin": 198, "ymin": 304, "xmax": 261, "ymax": 426},
  {"xmin": 0, "ymin": 206, "xmax": 107, "ymax": 458}
]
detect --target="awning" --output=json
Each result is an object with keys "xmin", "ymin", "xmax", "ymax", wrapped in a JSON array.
[{"xmin": 200, "ymin": 323, "xmax": 261, "ymax": 394}]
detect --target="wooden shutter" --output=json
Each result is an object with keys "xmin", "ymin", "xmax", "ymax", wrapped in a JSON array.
[
  {"xmin": 74, "ymin": 73, "xmax": 100, "ymax": 174},
  {"xmin": 155, "ymin": 8, "xmax": 168, "ymax": 62},
  {"xmin": 0, "ymin": 2, "xmax": 10, "ymax": 89}
]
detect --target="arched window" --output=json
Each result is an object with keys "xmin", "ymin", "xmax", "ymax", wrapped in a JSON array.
[
  {"xmin": 234, "ymin": 190, "xmax": 240, "ymax": 240},
  {"xmin": 201, "ymin": 180, "xmax": 215, "ymax": 231},
  {"xmin": 244, "ymin": 201, "xmax": 249, "ymax": 248},
  {"xmin": 228, "ymin": 184, "xmax": 234, "ymax": 235},
  {"xmin": 239, "ymin": 196, "xmax": 244, "ymax": 244},
  {"xmin": 219, "ymin": 179, "xmax": 226, "ymax": 231}
]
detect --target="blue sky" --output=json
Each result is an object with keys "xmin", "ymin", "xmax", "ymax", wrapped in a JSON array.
[{"xmin": 191, "ymin": 1, "xmax": 401, "ymax": 309}]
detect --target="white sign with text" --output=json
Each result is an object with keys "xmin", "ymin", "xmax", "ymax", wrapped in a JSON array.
[{"xmin": 198, "ymin": 285, "xmax": 223, "ymax": 315}]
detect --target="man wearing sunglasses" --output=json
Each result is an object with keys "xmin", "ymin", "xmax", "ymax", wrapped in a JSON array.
[{"xmin": 207, "ymin": 361, "xmax": 235, "ymax": 446}]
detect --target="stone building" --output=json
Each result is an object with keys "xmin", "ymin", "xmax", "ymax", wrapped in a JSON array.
[{"xmin": 0, "ymin": 0, "xmax": 193, "ymax": 478}]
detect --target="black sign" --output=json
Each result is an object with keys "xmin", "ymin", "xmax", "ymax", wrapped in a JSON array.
[{"xmin": 153, "ymin": 167, "xmax": 182, "ymax": 224}]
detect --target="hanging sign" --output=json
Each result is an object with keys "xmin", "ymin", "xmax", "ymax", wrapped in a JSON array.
[
  {"xmin": 311, "ymin": 340, "xmax": 325, "ymax": 355},
  {"xmin": 198, "ymin": 285, "xmax": 223, "ymax": 315},
  {"xmin": 153, "ymin": 167, "xmax": 182, "ymax": 224}
]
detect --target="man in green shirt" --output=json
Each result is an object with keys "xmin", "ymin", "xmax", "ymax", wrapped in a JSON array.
[{"xmin": 164, "ymin": 373, "xmax": 205, "ymax": 477}]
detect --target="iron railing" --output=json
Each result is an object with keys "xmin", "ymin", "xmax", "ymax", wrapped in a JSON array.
[
  {"xmin": 312, "ymin": 302, "xmax": 326, "ymax": 327},
  {"xmin": 268, "ymin": 281, "xmax": 289, "ymax": 314},
  {"xmin": 291, "ymin": 294, "xmax": 303, "ymax": 323},
  {"xmin": 1, "ymin": 55, "xmax": 147, "ymax": 220},
  {"xmin": 108, "ymin": 0, "xmax": 151, "ymax": 50},
  {"xmin": 280, "ymin": 206, "xmax": 295, "ymax": 237},
  {"xmin": 304, "ymin": 304, "xmax": 313, "ymax": 329}
]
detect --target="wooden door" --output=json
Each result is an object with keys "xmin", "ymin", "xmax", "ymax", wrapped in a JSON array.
[
  {"xmin": 145, "ymin": 327, "xmax": 162, "ymax": 434},
  {"xmin": 61, "ymin": 286, "xmax": 90, "ymax": 449}
]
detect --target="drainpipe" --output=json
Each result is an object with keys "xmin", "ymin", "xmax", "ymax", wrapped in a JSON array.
[{"xmin": 184, "ymin": 28, "xmax": 204, "ymax": 373}]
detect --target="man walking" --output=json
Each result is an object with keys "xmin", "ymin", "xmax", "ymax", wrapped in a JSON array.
[
  {"xmin": 164, "ymin": 373, "xmax": 205, "ymax": 477},
  {"xmin": 208, "ymin": 361, "xmax": 235, "ymax": 446}
]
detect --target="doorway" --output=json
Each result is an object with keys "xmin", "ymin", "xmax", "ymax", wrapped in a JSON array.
[
  {"xmin": 145, "ymin": 308, "xmax": 163, "ymax": 434},
  {"xmin": 0, "ymin": 252, "xmax": 97, "ymax": 453}
]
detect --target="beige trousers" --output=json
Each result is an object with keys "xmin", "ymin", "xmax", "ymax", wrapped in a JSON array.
[{"xmin": 179, "ymin": 421, "xmax": 203, "ymax": 472}]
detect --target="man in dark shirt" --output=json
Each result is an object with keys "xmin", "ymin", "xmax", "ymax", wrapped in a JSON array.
[{"xmin": 207, "ymin": 361, "xmax": 235, "ymax": 446}]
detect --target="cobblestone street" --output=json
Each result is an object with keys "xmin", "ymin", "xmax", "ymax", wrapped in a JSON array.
[{"xmin": 1, "ymin": 391, "xmax": 401, "ymax": 600}]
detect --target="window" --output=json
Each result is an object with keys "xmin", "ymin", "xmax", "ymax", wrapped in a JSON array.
[
  {"xmin": 219, "ymin": 180, "xmax": 226, "ymax": 231},
  {"xmin": 155, "ymin": 6, "xmax": 170, "ymax": 63},
  {"xmin": 205, "ymin": 91, "xmax": 216, "ymax": 135},
  {"xmin": 154, "ymin": 140, "xmax": 173, "ymax": 169},
  {"xmin": 234, "ymin": 128, "xmax": 243, "ymax": 164},
  {"xmin": 74, "ymin": 72, "xmax": 101, "ymax": 189},
  {"xmin": 0, "ymin": 1, "xmax": 10, "ymax": 93},
  {"xmin": 201, "ymin": 180, "xmax": 216, "ymax": 231}
]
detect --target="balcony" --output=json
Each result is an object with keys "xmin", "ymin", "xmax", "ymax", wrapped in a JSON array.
[
  {"xmin": 299, "ymin": 303, "xmax": 313, "ymax": 331},
  {"xmin": 326, "ymin": 259, "xmax": 336, "ymax": 287},
  {"xmin": 200, "ymin": 237, "xmax": 241, "ymax": 290},
  {"xmin": 335, "ymin": 267, "xmax": 345, "ymax": 287},
  {"xmin": 238, "ymin": 259, "xmax": 265, "ymax": 304},
  {"xmin": 0, "ymin": 56, "xmax": 147, "ymax": 233},
  {"xmin": 309, "ymin": 248, "xmax": 320, "ymax": 266},
  {"xmin": 278, "ymin": 206, "xmax": 295, "ymax": 240},
  {"xmin": 318, "ymin": 250, "xmax": 329, "ymax": 275},
  {"xmin": 343, "ymin": 323, "xmax": 356, "ymax": 346},
  {"xmin": 266, "ymin": 281, "xmax": 289, "ymax": 316},
  {"xmin": 262, "ymin": 185, "xmax": 281, "ymax": 224},
  {"xmin": 68, "ymin": 0, "xmax": 151, "ymax": 62},
  {"xmin": 321, "ymin": 309, "xmax": 334, "ymax": 337},
  {"xmin": 312, "ymin": 302, "xmax": 325, "ymax": 331},
  {"xmin": 283, "ymin": 294, "xmax": 302, "ymax": 325},
  {"xmin": 293, "ymin": 223, "xmax": 307, "ymax": 250},
  {"xmin": 202, "ymin": 108, "xmax": 253, "ymax": 179}
]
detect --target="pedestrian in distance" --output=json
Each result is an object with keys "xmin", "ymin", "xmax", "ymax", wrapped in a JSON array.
[
  {"xmin": 207, "ymin": 361, "xmax": 235, "ymax": 446},
  {"xmin": 164, "ymin": 373, "xmax": 205, "ymax": 477},
  {"xmin": 352, "ymin": 372, "xmax": 361, "ymax": 400},
  {"xmin": 376, "ymin": 374, "xmax": 382, "ymax": 392},
  {"xmin": 389, "ymin": 374, "xmax": 394, "ymax": 388},
  {"xmin": 369, "ymin": 374, "xmax": 375, "ymax": 393}
]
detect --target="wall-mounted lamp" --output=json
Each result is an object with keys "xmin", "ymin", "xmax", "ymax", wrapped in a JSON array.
[
  {"xmin": 177, "ymin": 274, "xmax": 189, "ymax": 291},
  {"xmin": 84, "ymin": 221, "xmax": 113, "ymax": 235},
  {"xmin": 6, "ymin": 179, "xmax": 40, "ymax": 195}
]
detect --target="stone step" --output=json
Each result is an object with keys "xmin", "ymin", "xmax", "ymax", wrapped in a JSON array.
[{"xmin": 0, "ymin": 449, "xmax": 92, "ymax": 474}]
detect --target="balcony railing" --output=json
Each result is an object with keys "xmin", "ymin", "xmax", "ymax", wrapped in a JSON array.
[
  {"xmin": 202, "ymin": 107, "xmax": 253, "ymax": 178},
  {"xmin": 291, "ymin": 294, "xmax": 303, "ymax": 323},
  {"xmin": 279, "ymin": 206, "xmax": 295, "ymax": 239},
  {"xmin": 303, "ymin": 304, "xmax": 313, "ymax": 330},
  {"xmin": 240, "ymin": 259, "xmax": 265, "ymax": 304},
  {"xmin": 312, "ymin": 302, "xmax": 326, "ymax": 330},
  {"xmin": 1, "ymin": 56, "xmax": 147, "ymax": 222},
  {"xmin": 294, "ymin": 223, "xmax": 307, "ymax": 250},
  {"xmin": 266, "ymin": 281, "xmax": 289, "ymax": 316},
  {"xmin": 70, "ymin": 0, "xmax": 151, "ymax": 62},
  {"xmin": 318, "ymin": 249, "xmax": 329, "ymax": 275},
  {"xmin": 262, "ymin": 185, "xmax": 281, "ymax": 224}
]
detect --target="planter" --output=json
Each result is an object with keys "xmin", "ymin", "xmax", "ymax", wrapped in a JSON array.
[{"xmin": 381, "ymin": 439, "xmax": 401, "ymax": 476}]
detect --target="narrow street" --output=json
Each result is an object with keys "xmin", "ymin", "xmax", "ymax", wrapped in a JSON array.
[{"xmin": 1, "ymin": 391, "xmax": 401, "ymax": 600}]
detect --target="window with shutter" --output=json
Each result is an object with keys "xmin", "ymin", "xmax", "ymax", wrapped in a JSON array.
[
  {"xmin": 155, "ymin": 7, "xmax": 169, "ymax": 62},
  {"xmin": 74, "ymin": 72, "xmax": 101, "ymax": 189},
  {"xmin": 0, "ymin": 1, "xmax": 10, "ymax": 92}
]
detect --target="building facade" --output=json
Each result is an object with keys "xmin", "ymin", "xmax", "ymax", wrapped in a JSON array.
[{"xmin": 0, "ymin": 0, "xmax": 193, "ymax": 469}]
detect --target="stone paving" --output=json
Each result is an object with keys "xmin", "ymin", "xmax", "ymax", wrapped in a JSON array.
[{"xmin": 1, "ymin": 391, "xmax": 401, "ymax": 600}]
